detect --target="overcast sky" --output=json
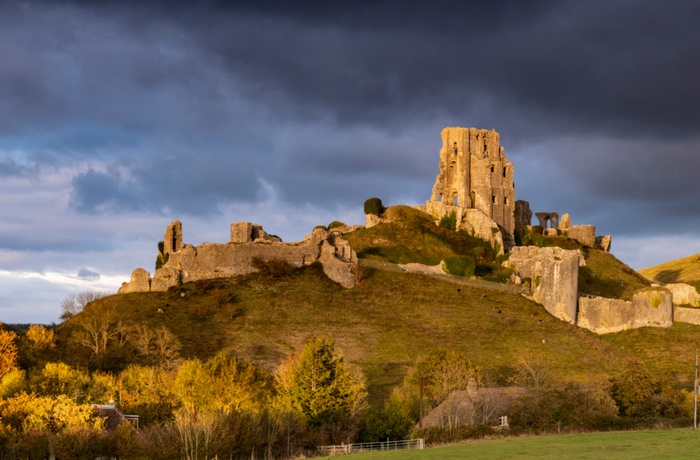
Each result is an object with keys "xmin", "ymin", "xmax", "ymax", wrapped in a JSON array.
[{"xmin": 2, "ymin": 0, "xmax": 700, "ymax": 324}]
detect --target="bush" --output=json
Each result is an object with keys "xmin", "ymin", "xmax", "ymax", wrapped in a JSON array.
[
  {"xmin": 364, "ymin": 198, "xmax": 385, "ymax": 216},
  {"xmin": 328, "ymin": 221, "xmax": 346, "ymax": 230},
  {"xmin": 155, "ymin": 241, "xmax": 169, "ymax": 270},
  {"xmin": 251, "ymin": 258, "xmax": 298, "ymax": 278},
  {"xmin": 439, "ymin": 212, "xmax": 457, "ymax": 231},
  {"xmin": 474, "ymin": 264, "xmax": 494, "ymax": 277},
  {"xmin": 443, "ymin": 256, "xmax": 476, "ymax": 277}
]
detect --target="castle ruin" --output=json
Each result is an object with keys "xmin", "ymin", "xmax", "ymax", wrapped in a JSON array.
[
  {"xmin": 119, "ymin": 220, "xmax": 359, "ymax": 294},
  {"xmin": 116, "ymin": 124, "xmax": 700, "ymax": 335},
  {"xmin": 426, "ymin": 127, "xmax": 515, "ymax": 248}
]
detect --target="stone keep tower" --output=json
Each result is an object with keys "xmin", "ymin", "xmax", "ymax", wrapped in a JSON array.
[{"xmin": 429, "ymin": 127, "xmax": 515, "ymax": 240}]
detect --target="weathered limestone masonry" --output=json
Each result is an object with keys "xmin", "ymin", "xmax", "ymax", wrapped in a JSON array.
[
  {"xmin": 426, "ymin": 127, "xmax": 515, "ymax": 250},
  {"xmin": 508, "ymin": 245, "xmax": 674, "ymax": 333},
  {"xmin": 665, "ymin": 283, "xmax": 700, "ymax": 325},
  {"xmin": 577, "ymin": 290, "xmax": 673, "ymax": 334},
  {"xmin": 508, "ymin": 246, "xmax": 583, "ymax": 324},
  {"xmin": 665, "ymin": 283, "xmax": 700, "ymax": 307},
  {"xmin": 525, "ymin": 207, "xmax": 611, "ymax": 252},
  {"xmin": 119, "ymin": 220, "xmax": 359, "ymax": 293}
]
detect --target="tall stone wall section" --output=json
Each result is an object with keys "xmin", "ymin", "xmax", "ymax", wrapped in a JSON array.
[
  {"xmin": 120, "ymin": 220, "xmax": 359, "ymax": 293},
  {"xmin": 674, "ymin": 307, "xmax": 700, "ymax": 325},
  {"xmin": 428, "ymin": 127, "xmax": 515, "ymax": 248},
  {"xmin": 508, "ymin": 246, "xmax": 582, "ymax": 324}
]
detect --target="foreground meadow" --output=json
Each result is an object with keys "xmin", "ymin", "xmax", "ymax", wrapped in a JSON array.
[{"xmin": 348, "ymin": 429, "xmax": 700, "ymax": 459}]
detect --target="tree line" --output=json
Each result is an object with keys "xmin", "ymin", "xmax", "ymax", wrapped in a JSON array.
[{"xmin": 0, "ymin": 290, "xmax": 694, "ymax": 458}]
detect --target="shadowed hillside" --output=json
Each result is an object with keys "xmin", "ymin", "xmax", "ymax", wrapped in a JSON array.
[{"xmin": 640, "ymin": 254, "xmax": 700, "ymax": 291}]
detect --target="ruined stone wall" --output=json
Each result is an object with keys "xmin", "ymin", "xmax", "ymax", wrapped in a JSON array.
[
  {"xmin": 514, "ymin": 200, "xmax": 532, "ymax": 229},
  {"xmin": 428, "ymin": 127, "xmax": 515, "ymax": 245},
  {"xmin": 163, "ymin": 221, "xmax": 183, "ymax": 254},
  {"xmin": 508, "ymin": 246, "xmax": 582, "ymax": 324},
  {"xmin": 567, "ymin": 225, "xmax": 596, "ymax": 247},
  {"xmin": 577, "ymin": 289, "xmax": 673, "ymax": 334},
  {"xmin": 674, "ymin": 306, "xmax": 700, "ymax": 325},
  {"xmin": 119, "ymin": 221, "xmax": 359, "ymax": 294},
  {"xmin": 577, "ymin": 296, "xmax": 635, "ymax": 334},
  {"xmin": 665, "ymin": 283, "xmax": 700, "ymax": 306}
]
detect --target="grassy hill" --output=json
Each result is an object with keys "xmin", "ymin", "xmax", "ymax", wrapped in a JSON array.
[
  {"xmin": 59, "ymin": 207, "xmax": 700, "ymax": 401},
  {"xmin": 639, "ymin": 253, "xmax": 700, "ymax": 291}
]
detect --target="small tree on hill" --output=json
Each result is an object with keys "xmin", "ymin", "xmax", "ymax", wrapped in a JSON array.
[
  {"xmin": 363, "ymin": 198, "xmax": 385, "ymax": 216},
  {"xmin": 60, "ymin": 290, "xmax": 108, "ymax": 320},
  {"xmin": 275, "ymin": 336, "xmax": 367, "ymax": 444}
]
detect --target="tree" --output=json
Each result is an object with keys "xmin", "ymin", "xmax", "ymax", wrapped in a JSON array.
[
  {"xmin": 26, "ymin": 324, "xmax": 56, "ymax": 351},
  {"xmin": 0, "ymin": 393, "xmax": 103, "ymax": 433},
  {"xmin": 118, "ymin": 365, "xmax": 175, "ymax": 425},
  {"xmin": 509, "ymin": 354, "xmax": 555, "ymax": 390},
  {"xmin": 34, "ymin": 362, "xmax": 90, "ymax": 401},
  {"xmin": 413, "ymin": 347, "xmax": 480, "ymax": 408},
  {"xmin": 21, "ymin": 324, "xmax": 57, "ymax": 367},
  {"xmin": 274, "ymin": 336, "xmax": 367, "ymax": 444},
  {"xmin": 70, "ymin": 304, "xmax": 128, "ymax": 368},
  {"xmin": 132, "ymin": 324, "xmax": 182, "ymax": 370},
  {"xmin": 205, "ymin": 352, "xmax": 269, "ymax": 415},
  {"xmin": 60, "ymin": 290, "xmax": 109, "ymax": 320},
  {"xmin": 612, "ymin": 360, "xmax": 656, "ymax": 417},
  {"xmin": 0, "ymin": 328, "xmax": 18, "ymax": 378},
  {"xmin": 0, "ymin": 369, "xmax": 26, "ymax": 399}
]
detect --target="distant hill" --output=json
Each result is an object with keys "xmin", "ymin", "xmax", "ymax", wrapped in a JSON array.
[
  {"xmin": 59, "ymin": 207, "xmax": 700, "ymax": 401},
  {"xmin": 639, "ymin": 253, "xmax": 700, "ymax": 291}
]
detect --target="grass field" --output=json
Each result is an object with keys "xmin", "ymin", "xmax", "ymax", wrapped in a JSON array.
[
  {"xmin": 346, "ymin": 429, "xmax": 700, "ymax": 459},
  {"xmin": 640, "ymin": 253, "xmax": 700, "ymax": 291}
]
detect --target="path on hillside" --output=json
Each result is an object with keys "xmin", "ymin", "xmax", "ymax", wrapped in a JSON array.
[{"xmin": 359, "ymin": 259, "xmax": 528, "ymax": 295}]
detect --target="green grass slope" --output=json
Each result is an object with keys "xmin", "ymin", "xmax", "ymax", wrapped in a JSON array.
[
  {"xmin": 639, "ymin": 253, "xmax": 700, "ymax": 291},
  {"xmin": 347, "ymin": 429, "xmax": 700, "ymax": 459},
  {"xmin": 61, "ymin": 267, "xmax": 700, "ymax": 401},
  {"xmin": 59, "ymin": 207, "xmax": 700, "ymax": 399}
]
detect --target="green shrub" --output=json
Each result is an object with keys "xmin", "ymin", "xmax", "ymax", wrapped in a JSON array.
[
  {"xmin": 328, "ymin": 221, "xmax": 346, "ymax": 229},
  {"xmin": 474, "ymin": 264, "xmax": 493, "ymax": 277},
  {"xmin": 251, "ymin": 258, "xmax": 298, "ymax": 278},
  {"xmin": 364, "ymin": 197, "xmax": 385, "ymax": 216},
  {"xmin": 472, "ymin": 247, "xmax": 485, "ymax": 260},
  {"xmin": 443, "ymin": 256, "xmax": 476, "ymax": 277},
  {"xmin": 439, "ymin": 211, "xmax": 457, "ymax": 231},
  {"xmin": 155, "ymin": 241, "xmax": 169, "ymax": 270}
]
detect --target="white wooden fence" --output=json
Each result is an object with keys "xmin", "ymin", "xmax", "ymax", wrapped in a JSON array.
[{"xmin": 317, "ymin": 438, "xmax": 425, "ymax": 456}]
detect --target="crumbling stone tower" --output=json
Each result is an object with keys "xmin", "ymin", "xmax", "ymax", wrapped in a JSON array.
[{"xmin": 429, "ymin": 127, "xmax": 516, "ymax": 243}]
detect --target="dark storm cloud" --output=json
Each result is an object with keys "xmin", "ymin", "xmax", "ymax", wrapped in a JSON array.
[{"xmin": 3, "ymin": 0, "xmax": 700, "ymax": 239}]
